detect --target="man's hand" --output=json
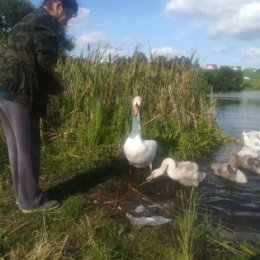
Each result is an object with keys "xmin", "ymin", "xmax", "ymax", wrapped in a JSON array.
[
  {"xmin": 42, "ymin": 63, "xmax": 65, "ymax": 95},
  {"xmin": 48, "ymin": 72, "xmax": 65, "ymax": 95}
]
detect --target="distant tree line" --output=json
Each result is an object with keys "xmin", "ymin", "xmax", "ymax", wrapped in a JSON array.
[
  {"xmin": 203, "ymin": 66, "xmax": 244, "ymax": 92},
  {"xmin": 112, "ymin": 50, "xmax": 200, "ymax": 70},
  {"xmin": 115, "ymin": 51, "xmax": 244, "ymax": 92}
]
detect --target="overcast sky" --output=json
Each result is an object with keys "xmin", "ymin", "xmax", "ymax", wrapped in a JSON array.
[{"xmin": 30, "ymin": 0, "xmax": 260, "ymax": 69}]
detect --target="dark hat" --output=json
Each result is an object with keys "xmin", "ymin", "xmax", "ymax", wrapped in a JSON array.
[{"xmin": 60, "ymin": 0, "xmax": 78, "ymax": 15}]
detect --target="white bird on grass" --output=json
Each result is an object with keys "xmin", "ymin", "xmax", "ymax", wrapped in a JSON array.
[
  {"xmin": 123, "ymin": 96, "xmax": 158, "ymax": 171},
  {"xmin": 146, "ymin": 157, "xmax": 206, "ymax": 187},
  {"xmin": 243, "ymin": 131, "xmax": 260, "ymax": 152},
  {"xmin": 211, "ymin": 162, "xmax": 247, "ymax": 184}
]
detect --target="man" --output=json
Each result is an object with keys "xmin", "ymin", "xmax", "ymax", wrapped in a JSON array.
[{"xmin": 0, "ymin": 0, "xmax": 78, "ymax": 212}]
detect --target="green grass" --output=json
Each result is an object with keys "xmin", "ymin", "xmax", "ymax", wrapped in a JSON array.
[
  {"xmin": 243, "ymin": 71, "xmax": 260, "ymax": 80},
  {"xmin": 0, "ymin": 50, "xmax": 257, "ymax": 259},
  {"xmin": 1, "ymin": 174, "xmax": 259, "ymax": 260},
  {"xmin": 47, "ymin": 52, "xmax": 227, "ymax": 161},
  {"xmin": 243, "ymin": 71, "xmax": 260, "ymax": 90}
]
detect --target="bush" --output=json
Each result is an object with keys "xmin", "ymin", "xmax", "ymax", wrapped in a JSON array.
[{"xmin": 203, "ymin": 67, "xmax": 243, "ymax": 92}]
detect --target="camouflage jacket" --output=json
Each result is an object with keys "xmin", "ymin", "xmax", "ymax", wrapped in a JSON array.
[{"xmin": 0, "ymin": 8, "xmax": 63, "ymax": 117}]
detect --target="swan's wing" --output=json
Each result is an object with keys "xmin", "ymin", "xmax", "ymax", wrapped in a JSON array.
[
  {"xmin": 143, "ymin": 140, "xmax": 158, "ymax": 156},
  {"xmin": 177, "ymin": 178, "xmax": 198, "ymax": 186},
  {"xmin": 177, "ymin": 161, "xmax": 199, "ymax": 176},
  {"xmin": 245, "ymin": 131, "xmax": 260, "ymax": 139},
  {"xmin": 211, "ymin": 163, "xmax": 227, "ymax": 177},
  {"xmin": 243, "ymin": 132, "xmax": 260, "ymax": 151},
  {"xmin": 226, "ymin": 164, "xmax": 247, "ymax": 183},
  {"xmin": 124, "ymin": 139, "xmax": 157, "ymax": 168},
  {"xmin": 169, "ymin": 162, "xmax": 199, "ymax": 182},
  {"xmin": 177, "ymin": 172, "xmax": 205, "ymax": 186},
  {"xmin": 247, "ymin": 157, "xmax": 260, "ymax": 169},
  {"xmin": 237, "ymin": 146, "xmax": 258, "ymax": 157},
  {"xmin": 217, "ymin": 164, "xmax": 237, "ymax": 179},
  {"xmin": 251, "ymin": 138, "xmax": 260, "ymax": 151},
  {"xmin": 134, "ymin": 140, "xmax": 157, "ymax": 167},
  {"xmin": 232, "ymin": 154, "xmax": 260, "ymax": 175},
  {"xmin": 212, "ymin": 163, "xmax": 240, "ymax": 182},
  {"xmin": 226, "ymin": 164, "xmax": 238, "ymax": 178},
  {"xmin": 243, "ymin": 132, "xmax": 253, "ymax": 147}
]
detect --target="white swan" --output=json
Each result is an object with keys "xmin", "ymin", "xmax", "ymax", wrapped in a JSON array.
[
  {"xmin": 146, "ymin": 158, "xmax": 206, "ymax": 187},
  {"xmin": 230, "ymin": 153, "xmax": 260, "ymax": 175},
  {"xmin": 243, "ymin": 131, "xmax": 260, "ymax": 152},
  {"xmin": 123, "ymin": 96, "xmax": 158, "ymax": 171},
  {"xmin": 211, "ymin": 163, "xmax": 247, "ymax": 184},
  {"xmin": 237, "ymin": 146, "xmax": 259, "ymax": 158}
]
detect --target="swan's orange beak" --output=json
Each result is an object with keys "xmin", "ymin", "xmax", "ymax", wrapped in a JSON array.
[{"xmin": 133, "ymin": 104, "xmax": 139, "ymax": 117}]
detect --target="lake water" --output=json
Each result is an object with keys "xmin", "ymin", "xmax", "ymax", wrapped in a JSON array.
[
  {"xmin": 213, "ymin": 90, "xmax": 260, "ymax": 137},
  {"xmin": 90, "ymin": 90, "xmax": 260, "ymax": 236},
  {"xmin": 199, "ymin": 90, "xmax": 260, "ymax": 235},
  {"xmin": 138, "ymin": 90, "xmax": 260, "ymax": 234}
]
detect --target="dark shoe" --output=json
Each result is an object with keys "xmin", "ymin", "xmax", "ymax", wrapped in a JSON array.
[{"xmin": 20, "ymin": 200, "xmax": 61, "ymax": 213}]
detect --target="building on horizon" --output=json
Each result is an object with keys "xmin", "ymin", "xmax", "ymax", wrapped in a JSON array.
[{"xmin": 205, "ymin": 64, "xmax": 218, "ymax": 70}]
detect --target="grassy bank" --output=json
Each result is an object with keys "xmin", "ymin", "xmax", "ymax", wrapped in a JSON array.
[
  {"xmin": 243, "ymin": 71, "xmax": 260, "ymax": 90},
  {"xmin": 1, "ymin": 53, "xmax": 259, "ymax": 259},
  {"xmin": 1, "ymin": 179, "xmax": 259, "ymax": 260}
]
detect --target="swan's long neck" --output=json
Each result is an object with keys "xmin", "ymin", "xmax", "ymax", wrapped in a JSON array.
[
  {"xmin": 130, "ymin": 113, "xmax": 141, "ymax": 138},
  {"xmin": 161, "ymin": 158, "xmax": 177, "ymax": 179},
  {"xmin": 161, "ymin": 158, "xmax": 176, "ymax": 175}
]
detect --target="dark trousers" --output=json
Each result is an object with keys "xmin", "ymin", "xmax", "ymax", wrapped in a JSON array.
[{"xmin": 0, "ymin": 97, "xmax": 46, "ymax": 209}]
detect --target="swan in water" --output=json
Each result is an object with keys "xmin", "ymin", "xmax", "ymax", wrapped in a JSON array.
[
  {"xmin": 146, "ymin": 158, "xmax": 206, "ymax": 187},
  {"xmin": 123, "ymin": 96, "xmax": 158, "ymax": 171},
  {"xmin": 230, "ymin": 153, "xmax": 260, "ymax": 174},
  {"xmin": 211, "ymin": 162, "xmax": 247, "ymax": 184},
  {"xmin": 237, "ymin": 146, "xmax": 260, "ymax": 158},
  {"xmin": 243, "ymin": 131, "xmax": 260, "ymax": 152}
]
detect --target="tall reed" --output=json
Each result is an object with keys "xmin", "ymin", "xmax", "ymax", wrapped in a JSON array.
[{"xmin": 45, "ymin": 48, "xmax": 224, "ymax": 166}]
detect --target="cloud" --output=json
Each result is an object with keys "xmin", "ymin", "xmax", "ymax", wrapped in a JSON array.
[
  {"xmin": 165, "ymin": 0, "xmax": 260, "ymax": 40},
  {"xmin": 68, "ymin": 7, "xmax": 90, "ymax": 30},
  {"xmin": 165, "ymin": 0, "xmax": 242, "ymax": 17},
  {"xmin": 76, "ymin": 32, "xmax": 108, "ymax": 51},
  {"xmin": 151, "ymin": 46, "xmax": 186, "ymax": 58},
  {"xmin": 99, "ymin": 48, "xmax": 126, "ymax": 61},
  {"xmin": 242, "ymin": 47, "xmax": 260, "ymax": 60},
  {"xmin": 209, "ymin": 2, "xmax": 260, "ymax": 40},
  {"xmin": 212, "ymin": 47, "xmax": 231, "ymax": 53}
]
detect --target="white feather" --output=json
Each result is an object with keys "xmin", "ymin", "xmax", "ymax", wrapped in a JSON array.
[
  {"xmin": 146, "ymin": 157, "xmax": 206, "ymax": 187},
  {"xmin": 123, "ymin": 96, "xmax": 158, "ymax": 170},
  {"xmin": 242, "ymin": 131, "xmax": 260, "ymax": 152},
  {"xmin": 211, "ymin": 162, "xmax": 247, "ymax": 184}
]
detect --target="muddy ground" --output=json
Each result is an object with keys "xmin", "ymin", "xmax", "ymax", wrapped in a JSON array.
[{"xmin": 84, "ymin": 156, "xmax": 260, "ymax": 241}]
